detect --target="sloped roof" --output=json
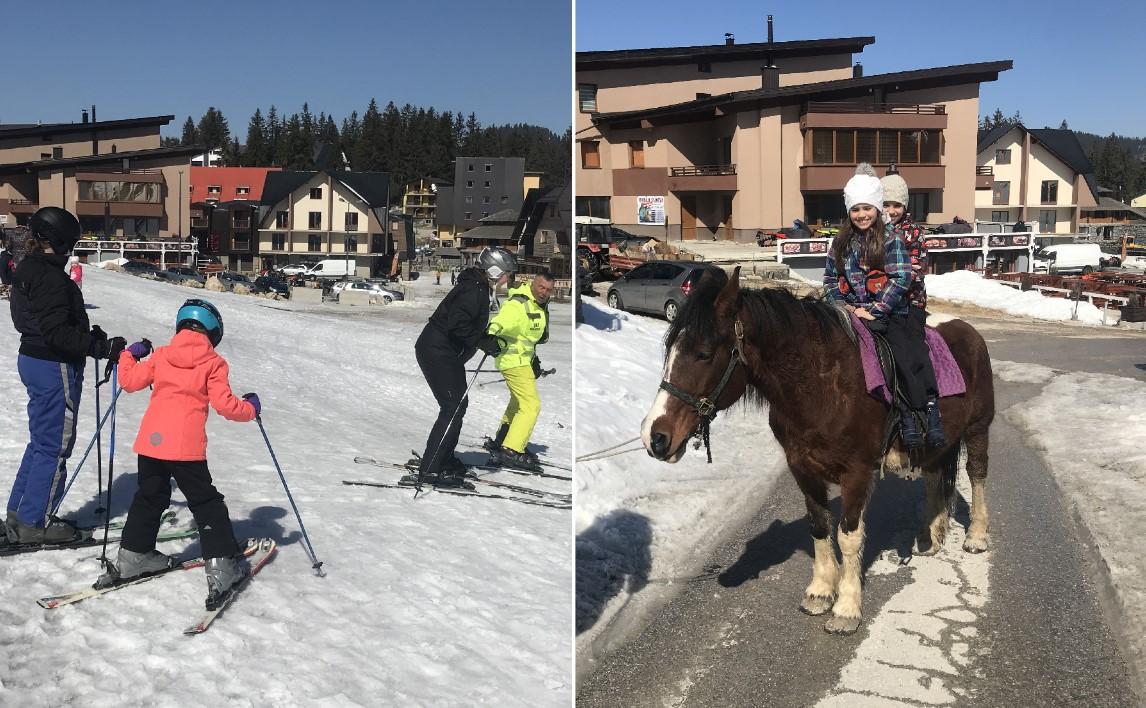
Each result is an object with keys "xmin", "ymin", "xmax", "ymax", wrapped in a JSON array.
[
  {"xmin": 190, "ymin": 166, "xmax": 281, "ymax": 203},
  {"xmin": 479, "ymin": 208, "xmax": 519, "ymax": 223},
  {"xmin": 1084, "ymin": 197, "xmax": 1146, "ymax": 219},
  {"xmin": 259, "ymin": 170, "xmax": 390, "ymax": 209},
  {"xmin": 0, "ymin": 115, "xmax": 175, "ymax": 140},
  {"xmin": 577, "ymin": 37, "xmax": 875, "ymax": 71},
  {"xmin": 976, "ymin": 123, "xmax": 1017, "ymax": 153},
  {"xmin": 977, "ymin": 124, "xmax": 1098, "ymax": 203},
  {"xmin": 593, "ymin": 60, "xmax": 1013, "ymax": 127},
  {"xmin": 459, "ymin": 223, "xmax": 516, "ymax": 241},
  {"xmin": 0, "ymin": 145, "xmax": 202, "ymax": 174}
]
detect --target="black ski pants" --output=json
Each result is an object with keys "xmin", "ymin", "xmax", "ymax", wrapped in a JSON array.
[
  {"xmin": 415, "ymin": 339, "xmax": 469, "ymax": 475},
  {"xmin": 121, "ymin": 455, "xmax": 240, "ymax": 559},
  {"xmin": 882, "ymin": 308, "xmax": 939, "ymax": 411}
]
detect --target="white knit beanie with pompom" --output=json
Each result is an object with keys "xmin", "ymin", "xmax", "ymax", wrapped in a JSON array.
[{"xmin": 843, "ymin": 163, "xmax": 884, "ymax": 213}]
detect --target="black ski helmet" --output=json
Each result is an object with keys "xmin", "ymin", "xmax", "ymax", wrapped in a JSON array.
[
  {"xmin": 176, "ymin": 298, "xmax": 224, "ymax": 346},
  {"xmin": 29, "ymin": 207, "xmax": 82, "ymax": 255}
]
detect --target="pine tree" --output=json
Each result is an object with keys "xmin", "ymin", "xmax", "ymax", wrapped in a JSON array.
[
  {"xmin": 244, "ymin": 108, "xmax": 267, "ymax": 167},
  {"xmin": 181, "ymin": 117, "xmax": 198, "ymax": 145},
  {"xmin": 357, "ymin": 99, "xmax": 383, "ymax": 171},
  {"xmin": 341, "ymin": 111, "xmax": 361, "ymax": 170},
  {"xmin": 197, "ymin": 107, "xmax": 231, "ymax": 152},
  {"xmin": 1059, "ymin": 119, "xmax": 1069, "ymax": 130}
]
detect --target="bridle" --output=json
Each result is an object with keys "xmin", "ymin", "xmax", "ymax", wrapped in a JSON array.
[{"xmin": 658, "ymin": 319, "xmax": 747, "ymax": 463}]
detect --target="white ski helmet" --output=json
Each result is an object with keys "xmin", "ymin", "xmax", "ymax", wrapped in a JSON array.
[{"xmin": 477, "ymin": 247, "xmax": 518, "ymax": 280}]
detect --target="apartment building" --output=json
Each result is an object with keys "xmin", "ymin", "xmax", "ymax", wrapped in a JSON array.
[
  {"xmin": 189, "ymin": 166, "xmax": 282, "ymax": 271},
  {"xmin": 576, "ymin": 28, "xmax": 1011, "ymax": 241},
  {"xmin": 256, "ymin": 170, "xmax": 393, "ymax": 276},
  {"xmin": 436, "ymin": 157, "xmax": 528, "ymax": 240},
  {"xmin": 975, "ymin": 124, "xmax": 1099, "ymax": 234},
  {"xmin": 401, "ymin": 176, "xmax": 450, "ymax": 230},
  {"xmin": 0, "ymin": 112, "xmax": 199, "ymax": 239}
]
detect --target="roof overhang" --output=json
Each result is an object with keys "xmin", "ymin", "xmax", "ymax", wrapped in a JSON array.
[{"xmin": 577, "ymin": 37, "xmax": 875, "ymax": 71}]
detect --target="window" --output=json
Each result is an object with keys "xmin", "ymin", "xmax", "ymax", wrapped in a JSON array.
[
  {"xmin": 345, "ymin": 212, "xmax": 359, "ymax": 230},
  {"xmin": 307, "ymin": 234, "xmax": 322, "ymax": 251},
  {"xmin": 878, "ymin": 130, "xmax": 898, "ymax": 164},
  {"xmin": 464, "ymin": 196, "xmax": 473, "ymax": 204},
  {"xmin": 464, "ymin": 212, "xmax": 472, "ymax": 220},
  {"xmin": 995, "ymin": 149, "xmax": 1011, "ymax": 165},
  {"xmin": 41, "ymin": 152, "xmax": 51, "ymax": 160},
  {"xmin": 310, "ymin": 187, "xmax": 322, "ymax": 199},
  {"xmin": 696, "ymin": 93, "xmax": 711, "ymax": 100},
  {"xmin": 271, "ymin": 233, "xmax": 285, "ymax": 250},
  {"xmin": 836, "ymin": 130, "xmax": 854, "ymax": 163},
  {"xmin": 482, "ymin": 196, "xmax": 491, "ymax": 204},
  {"xmin": 466, "ymin": 180, "xmax": 474, "ymax": 188},
  {"xmin": 308, "ymin": 211, "xmax": 322, "ymax": 228},
  {"xmin": 993, "ymin": 181, "xmax": 1010, "ymax": 205},
  {"xmin": 501, "ymin": 195, "xmax": 508, "ymax": 203},
  {"xmin": 345, "ymin": 236, "xmax": 358, "ymax": 251},
  {"xmin": 919, "ymin": 130, "xmax": 941, "ymax": 163},
  {"xmin": 276, "ymin": 211, "xmax": 289, "ymax": 227},
  {"xmin": 697, "ymin": 62, "xmax": 711, "ymax": 73},
  {"xmin": 626, "ymin": 264, "xmax": 654, "ymax": 280},
  {"xmin": 1039, "ymin": 209, "xmax": 1057, "ymax": 233},
  {"xmin": 856, "ymin": 130, "xmax": 877, "ymax": 164},
  {"xmin": 581, "ymin": 141, "xmax": 601, "ymax": 169},
  {"xmin": 899, "ymin": 131, "xmax": 921, "ymax": 164},
  {"xmin": 908, "ymin": 192, "xmax": 930, "ymax": 220},
  {"xmin": 812, "ymin": 130, "xmax": 834, "ymax": 164},
  {"xmin": 481, "ymin": 212, "xmax": 489, "ymax": 218},
  {"xmin": 578, "ymin": 84, "xmax": 598, "ymax": 112},
  {"xmin": 484, "ymin": 180, "xmax": 491, "ymax": 188},
  {"xmin": 467, "ymin": 164, "xmax": 474, "ymax": 172},
  {"xmin": 576, "ymin": 196, "xmax": 611, "ymax": 219},
  {"xmin": 53, "ymin": 147, "xmax": 63, "ymax": 159},
  {"xmin": 1041, "ymin": 180, "xmax": 1058, "ymax": 204},
  {"xmin": 484, "ymin": 164, "xmax": 492, "ymax": 172},
  {"xmin": 629, "ymin": 141, "xmax": 645, "ymax": 168},
  {"xmin": 208, "ymin": 185, "xmax": 222, "ymax": 195},
  {"xmin": 236, "ymin": 186, "xmax": 250, "ymax": 195},
  {"xmin": 991, "ymin": 210, "xmax": 1010, "ymax": 222}
]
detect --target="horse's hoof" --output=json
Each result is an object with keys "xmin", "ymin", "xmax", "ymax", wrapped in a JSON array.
[
  {"xmin": 800, "ymin": 595, "xmax": 834, "ymax": 616},
  {"xmin": 825, "ymin": 615, "xmax": 861, "ymax": 635},
  {"xmin": 963, "ymin": 535, "xmax": 989, "ymax": 553}
]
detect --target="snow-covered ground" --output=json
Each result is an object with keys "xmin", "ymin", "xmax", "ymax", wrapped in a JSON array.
[
  {"xmin": 0, "ymin": 266, "xmax": 572, "ymax": 706},
  {"xmin": 927, "ymin": 270, "xmax": 1108, "ymax": 325},
  {"xmin": 576, "ymin": 281, "xmax": 1146, "ymax": 690}
]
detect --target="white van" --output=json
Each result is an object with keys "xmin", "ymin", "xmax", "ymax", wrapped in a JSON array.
[
  {"xmin": 1032, "ymin": 243, "xmax": 1104, "ymax": 274},
  {"xmin": 305, "ymin": 259, "xmax": 357, "ymax": 278}
]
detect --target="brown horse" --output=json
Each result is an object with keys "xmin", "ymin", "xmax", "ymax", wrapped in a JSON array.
[{"xmin": 641, "ymin": 267, "xmax": 994, "ymax": 634}]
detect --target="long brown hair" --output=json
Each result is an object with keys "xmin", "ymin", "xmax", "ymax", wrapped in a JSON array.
[{"xmin": 831, "ymin": 214, "xmax": 886, "ymax": 276}]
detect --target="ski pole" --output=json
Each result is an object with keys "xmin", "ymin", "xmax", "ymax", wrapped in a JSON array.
[
  {"xmin": 254, "ymin": 415, "xmax": 325, "ymax": 577},
  {"xmin": 477, "ymin": 367, "xmax": 556, "ymax": 388},
  {"xmin": 52, "ymin": 385, "xmax": 124, "ymax": 516},
  {"xmin": 98, "ymin": 369, "xmax": 117, "ymax": 569},
  {"xmin": 420, "ymin": 353, "xmax": 488, "ymax": 490},
  {"xmin": 94, "ymin": 355, "xmax": 104, "ymax": 514}
]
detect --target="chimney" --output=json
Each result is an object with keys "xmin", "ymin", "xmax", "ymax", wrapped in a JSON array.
[
  {"xmin": 82, "ymin": 109, "xmax": 89, "ymax": 124},
  {"xmin": 853, "ymin": 62, "xmax": 863, "ymax": 78},
  {"xmin": 725, "ymin": 32, "xmax": 734, "ymax": 45},
  {"xmin": 761, "ymin": 66, "xmax": 780, "ymax": 90},
  {"xmin": 767, "ymin": 15, "xmax": 774, "ymax": 44}
]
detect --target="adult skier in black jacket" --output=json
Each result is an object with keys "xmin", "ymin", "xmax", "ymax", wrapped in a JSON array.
[
  {"xmin": 413, "ymin": 247, "xmax": 517, "ymax": 485},
  {"xmin": 6, "ymin": 207, "xmax": 122, "ymax": 545}
]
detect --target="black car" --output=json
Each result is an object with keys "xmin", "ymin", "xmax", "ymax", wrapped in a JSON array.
[
  {"xmin": 158, "ymin": 266, "xmax": 206, "ymax": 285},
  {"xmin": 254, "ymin": 275, "xmax": 291, "ymax": 298},
  {"xmin": 121, "ymin": 260, "xmax": 161, "ymax": 277}
]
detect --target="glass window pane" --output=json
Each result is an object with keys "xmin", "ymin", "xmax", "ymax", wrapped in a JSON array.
[
  {"xmin": 78, "ymin": 182, "xmax": 92, "ymax": 200},
  {"xmin": 899, "ymin": 131, "xmax": 920, "ymax": 164},
  {"xmin": 856, "ymin": 130, "xmax": 877, "ymax": 164},
  {"xmin": 920, "ymin": 130, "xmax": 940, "ymax": 163},
  {"xmin": 878, "ymin": 130, "xmax": 898, "ymax": 164},
  {"xmin": 836, "ymin": 130, "xmax": 854, "ymax": 163},
  {"xmin": 91, "ymin": 182, "xmax": 106, "ymax": 200},
  {"xmin": 812, "ymin": 130, "xmax": 833, "ymax": 164}
]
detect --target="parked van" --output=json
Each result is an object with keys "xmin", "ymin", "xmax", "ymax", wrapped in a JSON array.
[
  {"xmin": 305, "ymin": 259, "xmax": 357, "ymax": 278},
  {"xmin": 1032, "ymin": 243, "xmax": 1104, "ymax": 274}
]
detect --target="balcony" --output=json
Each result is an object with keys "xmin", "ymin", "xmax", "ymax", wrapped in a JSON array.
[
  {"xmin": 7, "ymin": 199, "xmax": 37, "ymax": 214},
  {"xmin": 801, "ymin": 102, "xmax": 948, "ymax": 130},
  {"xmin": 801, "ymin": 164, "xmax": 945, "ymax": 191},
  {"xmin": 975, "ymin": 165, "xmax": 994, "ymax": 190},
  {"xmin": 666, "ymin": 164, "xmax": 737, "ymax": 192}
]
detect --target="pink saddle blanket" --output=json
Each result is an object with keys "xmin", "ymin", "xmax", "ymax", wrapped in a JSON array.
[{"xmin": 849, "ymin": 313, "xmax": 966, "ymax": 405}]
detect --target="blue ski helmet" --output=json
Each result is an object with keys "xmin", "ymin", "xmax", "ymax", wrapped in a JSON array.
[{"xmin": 175, "ymin": 298, "xmax": 224, "ymax": 346}]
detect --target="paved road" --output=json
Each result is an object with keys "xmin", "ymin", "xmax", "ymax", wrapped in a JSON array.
[{"xmin": 577, "ymin": 309, "xmax": 1145, "ymax": 707}]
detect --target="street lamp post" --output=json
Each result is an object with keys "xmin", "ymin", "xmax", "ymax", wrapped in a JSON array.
[
  {"xmin": 177, "ymin": 169, "xmax": 183, "ymax": 240},
  {"xmin": 339, "ymin": 196, "xmax": 351, "ymax": 281}
]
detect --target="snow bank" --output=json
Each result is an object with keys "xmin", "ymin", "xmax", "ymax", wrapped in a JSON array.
[{"xmin": 928, "ymin": 270, "xmax": 1105, "ymax": 325}]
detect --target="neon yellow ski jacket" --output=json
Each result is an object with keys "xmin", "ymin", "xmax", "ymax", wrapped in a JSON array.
[{"xmin": 487, "ymin": 281, "xmax": 549, "ymax": 371}]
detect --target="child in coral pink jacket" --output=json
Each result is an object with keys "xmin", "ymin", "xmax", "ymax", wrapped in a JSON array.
[{"xmin": 100, "ymin": 298, "xmax": 261, "ymax": 609}]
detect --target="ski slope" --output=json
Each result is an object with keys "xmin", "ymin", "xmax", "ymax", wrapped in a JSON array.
[{"xmin": 0, "ymin": 265, "xmax": 572, "ymax": 706}]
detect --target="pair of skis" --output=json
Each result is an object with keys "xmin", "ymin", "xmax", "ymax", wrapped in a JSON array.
[
  {"xmin": 346, "ymin": 456, "xmax": 570, "ymax": 510},
  {"xmin": 38, "ymin": 538, "xmax": 277, "ymax": 635},
  {"xmin": 1, "ymin": 511, "xmax": 197, "ymax": 558},
  {"xmin": 352, "ymin": 456, "xmax": 571, "ymax": 502}
]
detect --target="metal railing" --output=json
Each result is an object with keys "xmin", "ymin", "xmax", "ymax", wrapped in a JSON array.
[
  {"xmin": 805, "ymin": 101, "xmax": 945, "ymax": 115},
  {"xmin": 976, "ymin": 166, "xmax": 994, "ymax": 175},
  {"xmin": 670, "ymin": 164, "xmax": 737, "ymax": 177}
]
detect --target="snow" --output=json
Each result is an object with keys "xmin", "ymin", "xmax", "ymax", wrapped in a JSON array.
[
  {"xmin": 576, "ymin": 288, "xmax": 1146, "ymax": 692},
  {"xmin": 926, "ymin": 270, "xmax": 1107, "ymax": 325},
  {"xmin": 0, "ymin": 266, "xmax": 572, "ymax": 706}
]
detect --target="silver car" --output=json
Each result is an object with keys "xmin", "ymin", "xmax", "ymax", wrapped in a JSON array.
[{"xmin": 606, "ymin": 260, "xmax": 714, "ymax": 322}]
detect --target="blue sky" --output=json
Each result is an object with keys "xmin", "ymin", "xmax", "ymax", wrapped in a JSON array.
[
  {"xmin": 576, "ymin": 0, "xmax": 1146, "ymax": 138},
  {"xmin": 2, "ymin": 0, "xmax": 571, "ymax": 135}
]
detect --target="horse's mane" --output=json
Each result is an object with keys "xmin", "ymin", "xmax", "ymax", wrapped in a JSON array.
[{"xmin": 665, "ymin": 269, "xmax": 855, "ymax": 356}]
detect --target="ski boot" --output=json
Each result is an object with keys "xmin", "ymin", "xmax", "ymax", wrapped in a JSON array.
[
  {"xmin": 898, "ymin": 407, "xmax": 924, "ymax": 450},
  {"xmin": 482, "ymin": 424, "xmax": 510, "ymax": 454},
  {"xmin": 437, "ymin": 456, "xmax": 471, "ymax": 487},
  {"xmin": 492, "ymin": 446, "xmax": 544, "ymax": 474},
  {"xmin": 925, "ymin": 398, "xmax": 947, "ymax": 448},
  {"xmin": 97, "ymin": 548, "xmax": 175, "ymax": 588},
  {"xmin": 204, "ymin": 554, "xmax": 250, "ymax": 611},
  {"xmin": 11, "ymin": 517, "xmax": 88, "ymax": 545}
]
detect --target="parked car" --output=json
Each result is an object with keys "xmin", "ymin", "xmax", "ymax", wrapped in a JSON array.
[
  {"xmin": 606, "ymin": 260, "xmax": 716, "ymax": 322},
  {"xmin": 254, "ymin": 275, "xmax": 291, "ymax": 298},
  {"xmin": 306, "ymin": 259, "xmax": 357, "ymax": 278},
  {"xmin": 1032, "ymin": 243, "xmax": 1105, "ymax": 275},
  {"xmin": 211, "ymin": 271, "xmax": 256, "ymax": 292},
  {"xmin": 333, "ymin": 280, "xmax": 404, "ymax": 303},
  {"xmin": 121, "ymin": 260, "xmax": 161, "ymax": 278},
  {"xmin": 280, "ymin": 262, "xmax": 316, "ymax": 276},
  {"xmin": 158, "ymin": 266, "xmax": 206, "ymax": 285}
]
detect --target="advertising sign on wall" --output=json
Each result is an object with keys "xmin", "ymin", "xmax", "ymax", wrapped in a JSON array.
[{"xmin": 637, "ymin": 196, "xmax": 665, "ymax": 226}]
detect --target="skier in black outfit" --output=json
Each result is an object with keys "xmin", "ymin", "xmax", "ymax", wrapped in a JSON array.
[{"xmin": 413, "ymin": 246, "xmax": 517, "ymax": 486}]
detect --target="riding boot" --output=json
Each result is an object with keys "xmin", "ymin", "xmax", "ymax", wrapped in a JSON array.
[
  {"xmin": 899, "ymin": 405, "xmax": 924, "ymax": 450},
  {"xmin": 925, "ymin": 397, "xmax": 947, "ymax": 448}
]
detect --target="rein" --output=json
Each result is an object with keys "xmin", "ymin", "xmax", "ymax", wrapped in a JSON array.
[{"xmin": 658, "ymin": 320, "xmax": 747, "ymax": 463}]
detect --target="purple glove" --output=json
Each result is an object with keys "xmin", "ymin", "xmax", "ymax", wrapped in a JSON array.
[
  {"xmin": 127, "ymin": 340, "xmax": 152, "ymax": 360},
  {"xmin": 242, "ymin": 392, "xmax": 262, "ymax": 416}
]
